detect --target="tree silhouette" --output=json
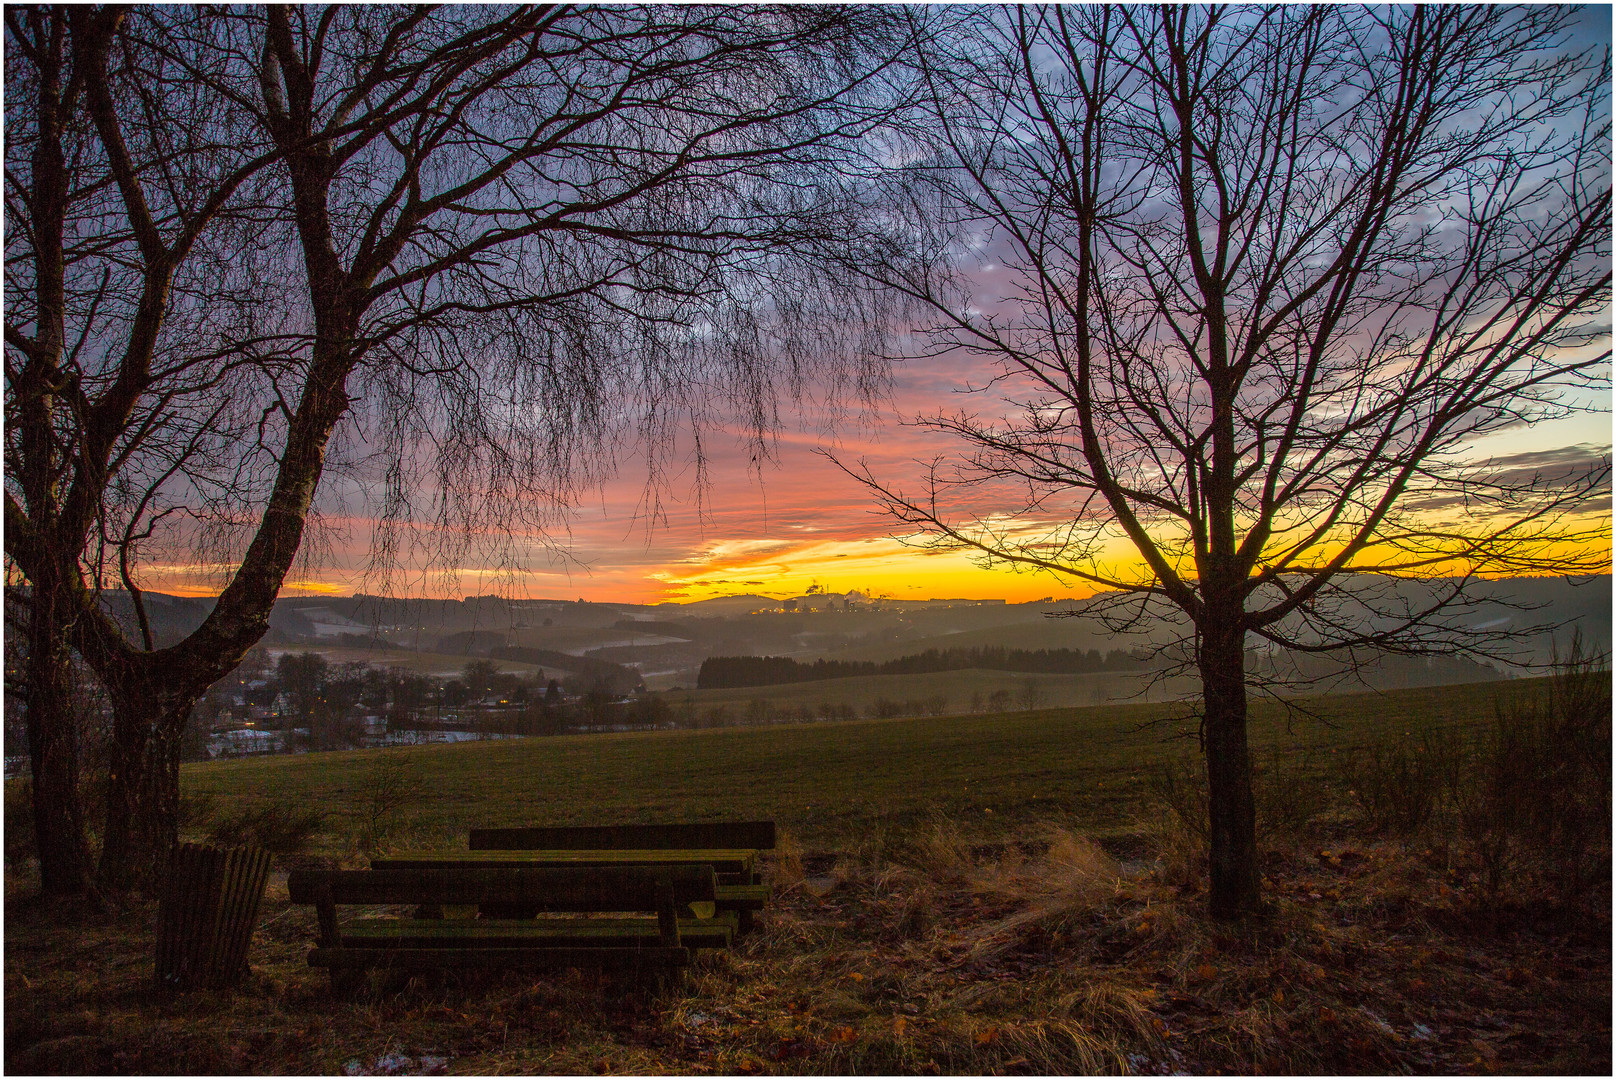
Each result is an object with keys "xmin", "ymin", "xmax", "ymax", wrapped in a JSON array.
[
  {"xmin": 6, "ymin": 5, "xmax": 907, "ymax": 892},
  {"xmin": 847, "ymin": 6, "xmax": 1609, "ymax": 917}
]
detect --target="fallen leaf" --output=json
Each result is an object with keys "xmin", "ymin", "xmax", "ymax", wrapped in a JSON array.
[
  {"xmin": 974, "ymin": 1026, "xmax": 999, "ymax": 1046},
  {"xmin": 846, "ymin": 972, "xmax": 865, "ymax": 982},
  {"xmin": 769, "ymin": 1039, "xmax": 810, "ymax": 1061},
  {"xmin": 1271, "ymin": 989, "xmax": 1284, "ymax": 1004},
  {"xmin": 828, "ymin": 1026, "xmax": 857, "ymax": 1044},
  {"xmin": 1319, "ymin": 1006, "xmax": 1337, "ymax": 1023},
  {"xmin": 1197, "ymin": 964, "xmax": 1218, "ymax": 980},
  {"xmin": 893, "ymin": 1017, "xmax": 909, "ymax": 1037}
]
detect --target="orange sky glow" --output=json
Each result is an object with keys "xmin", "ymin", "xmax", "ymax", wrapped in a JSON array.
[{"xmin": 136, "ymin": 393, "xmax": 1612, "ymax": 606}]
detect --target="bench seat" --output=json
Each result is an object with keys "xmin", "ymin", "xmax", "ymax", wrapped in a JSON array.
[
  {"xmin": 469, "ymin": 821, "xmax": 776, "ymax": 852},
  {"xmin": 374, "ymin": 848, "xmax": 758, "ymax": 877},
  {"xmin": 308, "ymin": 945, "xmax": 691, "ymax": 970},
  {"xmin": 462, "ymin": 821, "xmax": 778, "ymax": 936},
  {"xmin": 339, "ymin": 914, "xmax": 738, "ymax": 950}
]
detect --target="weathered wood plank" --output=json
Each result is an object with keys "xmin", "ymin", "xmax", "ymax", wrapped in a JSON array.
[
  {"xmin": 714, "ymin": 883, "xmax": 770, "ymax": 910},
  {"xmin": 308, "ymin": 945, "xmax": 691, "ymax": 970},
  {"xmin": 340, "ymin": 915, "xmax": 737, "ymax": 950},
  {"xmin": 374, "ymin": 849, "xmax": 756, "ymax": 875},
  {"xmin": 470, "ymin": 821, "xmax": 775, "ymax": 852},
  {"xmin": 288, "ymin": 865, "xmax": 716, "ymax": 910}
]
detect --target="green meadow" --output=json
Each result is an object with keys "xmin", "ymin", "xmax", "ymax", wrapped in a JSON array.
[{"xmin": 182, "ymin": 678, "xmax": 1533, "ymax": 853}]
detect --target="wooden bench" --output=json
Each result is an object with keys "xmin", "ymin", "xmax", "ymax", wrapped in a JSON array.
[
  {"xmin": 286, "ymin": 864, "xmax": 725, "ymax": 989},
  {"xmin": 467, "ymin": 820, "xmax": 775, "ymax": 930}
]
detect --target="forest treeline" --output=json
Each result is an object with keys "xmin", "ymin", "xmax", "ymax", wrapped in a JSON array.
[{"xmin": 697, "ymin": 646, "xmax": 1151, "ymax": 689}]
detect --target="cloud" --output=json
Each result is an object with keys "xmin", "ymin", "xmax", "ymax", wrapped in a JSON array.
[{"xmin": 1400, "ymin": 443, "xmax": 1612, "ymax": 512}]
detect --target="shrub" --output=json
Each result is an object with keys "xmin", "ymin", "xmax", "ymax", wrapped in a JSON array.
[
  {"xmin": 177, "ymin": 791, "xmax": 218, "ymax": 830},
  {"xmin": 1341, "ymin": 728, "xmax": 1462, "ymax": 836},
  {"xmin": 207, "ymin": 801, "xmax": 326, "ymax": 854},
  {"xmin": 1252, "ymin": 745, "xmax": 1333, "ymax": 839},
  {"xmin": 1148, "ymin": 743, "xmax": 1334, "ymax": 847},
  {"xmin": 5, "ymin": 778, "xmax": 34, "ymax": 864},
  {"xmin": 1456, "ymin": 640, "xmax": 1611, "ymax": 905},
  {"xmin": 1146, "ymin": 754, "xmax": 1207, "ymax": 845},
  {"xmin": 356, "ymin": 753, "xmax": 426, "ymax": 852}
]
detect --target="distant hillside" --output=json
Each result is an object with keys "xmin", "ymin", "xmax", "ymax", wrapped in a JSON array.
[
  {"xmin": 488, "ymin": 646, "xmax": 643, "ymax": 695},
  {"xmin": 658, "ymin": 594, "xmax": 778, "ymax": 615},
  {"xmin": 698, "ymin": 646, "xmax": 1151, "ymax": 689},
  {"xmin": 33, "ymin": 573, "xmax": 1602, "ymax": 699}
]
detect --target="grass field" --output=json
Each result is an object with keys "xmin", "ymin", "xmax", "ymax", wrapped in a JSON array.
[
  {"xmin": 6, "ymin": 676, "xmax": 1608, "ymax": 1075},
  {"xmin": 178, "ymin": 679, "xmax": 1522, "ymax": 854}
]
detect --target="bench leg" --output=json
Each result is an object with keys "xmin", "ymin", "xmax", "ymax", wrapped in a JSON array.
[
  {"xmin": 656, "ymin": 880, "xmax": 680, "ymax": 948},
  {"xmin": 330, "ymin": 969, "xmax": 367, "ymax": 999}
]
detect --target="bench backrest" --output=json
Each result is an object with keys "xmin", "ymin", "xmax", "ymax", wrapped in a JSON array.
[
  {"xmin": 468, "ymin": 820, "xmax": 776, "ymax": 852},
  {"xmin": 287, "ymin": 864, "xmax": 716, "ymax": 910}
]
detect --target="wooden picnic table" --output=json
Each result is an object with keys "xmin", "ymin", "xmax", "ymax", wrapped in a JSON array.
[
  {"xmin": 449, "ymin": 821, "xmax": 777, "ymax": 930},
  {"xmin": 288, "ymin": 865, "xmax": 723, "ymax": 991}
]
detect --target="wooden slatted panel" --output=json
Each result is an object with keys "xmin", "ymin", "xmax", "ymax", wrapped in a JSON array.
[
  {"xmin": 213, "ymin": 847, "xmax": 272, "ymax": 987},
  {"xmin": 174, "ymin": 844, "xmax": 222, "ymax": 989},
  {"xmin": 373, "ymin": 848, "xmax": 754, "ymax": 875},
  {"xmin": 469, "ymin": 821, "xmax": 775, "ymax": 852},
  {"xmin": 340, "ymin": 915, "xmax": 737, "ymax": 950},
  {"xmin": 308, "ymin": 945, "xmax": 691, "ymax": 970},
  {"xmin": 156, "ymin": 843, "xmax": 272, "ymax": 991},
  {"xmin": 288, "ymin": 865, "xmax": 716, "ymax": 910}
]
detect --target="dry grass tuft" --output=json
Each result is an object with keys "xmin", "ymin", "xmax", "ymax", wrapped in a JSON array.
[
  {"xmin": 767, "ymin": 830, "xmax": 805, "ymax": 892},
  {"xmin": 1058, "ymin": 981, "xmax": 1166, "ymax": 1049},
  {"xmin": 996, "ymin": 1017, "xmax": 1131, "ymax": 1074},
  {"xmin": 963, "ymin": 828, "xmax": 1128, "ymax": 962},
  {"xmin": 909, "ymin": 817, "xmax": 978, "ymax": 884}
]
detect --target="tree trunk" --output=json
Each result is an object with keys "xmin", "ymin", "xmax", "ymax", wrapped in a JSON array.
[
  {"xmin": 1198, "ymin": 612, "xmax": 1260, "ymax": 919},
  {"xmin": 97, "ymin": 679, "xmax": 186, "ymax": 893},
  {"xmin": 23, "ymin": 579, "xmax": 94, "ymax": 895}
]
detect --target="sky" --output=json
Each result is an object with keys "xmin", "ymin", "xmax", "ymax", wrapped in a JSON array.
[
  {"xmin": 268, "ymin": 349, "xmax": 1130, "ymax": 605},
  {"xmin": 140, "ymin": 7, "xmax": 1613, "ymax": 607},
  {"xmin": 147, "ymin": 345, "xmax": 1607, "ymax": 607}
]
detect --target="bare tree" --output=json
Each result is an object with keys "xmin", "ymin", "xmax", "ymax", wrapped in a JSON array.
[
  {"xmin": 846, "ymin": 6, "xmax": 1610, "ymax": 917},
  {"xmin": 5, "ymin": 5, "xmax": 292, "ymax": 893},
  {"xmin": 6, "ymin": 5, "xmax": 907, "ymax": 892}
]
